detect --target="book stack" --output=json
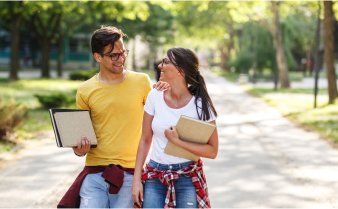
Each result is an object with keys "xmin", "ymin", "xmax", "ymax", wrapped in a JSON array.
[
  {"xmin": 49, "ymin": 108, "xmax": 97, "ymax": 148},
  {"xmin": 164, "ymin": 115, "xmax": 216, "ymax": 161}
]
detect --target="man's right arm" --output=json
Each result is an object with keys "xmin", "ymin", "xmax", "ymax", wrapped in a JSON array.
[{"xmin": 74, "ymin": 87, "xmax": 92, "ymax": 157}]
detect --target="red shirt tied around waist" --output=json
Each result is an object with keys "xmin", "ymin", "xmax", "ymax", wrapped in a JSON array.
[
  {"xmin": 58, "ymin": 165, "xmax": 135, "ymax": 208},
  {"xmin": 133, "ymin": 159, "xmax": 210, "ymax": 209}
]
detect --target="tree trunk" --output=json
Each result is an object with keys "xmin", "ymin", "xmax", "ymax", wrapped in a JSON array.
[
  {"xmin": 40, "ymin": 38, "xmax": 51, "ymax": 78},
  {"xmin": 314, "ymin": 1, "xmax": 322, "ymax": 108},
  {"xmin": 323, "ymin": 1, "xmax": 338, "ymax": 103},
  {"xmin": 57, "ymin": 36, "xmax": 64, "ymax": 78},
  {"xmin": 9, "ymin": 15, "xmax": 22, "ymax": 80},
  {"xmin": 252, "ymin": 22, "xmax": 258, "ymax": 84},
  {"xmin": 271, "ymin": 1, "xmax": 290, "ymax": 88},
  {"xmin": 220, "ymin": 44, "xmax": 226, "ymax": 70}
]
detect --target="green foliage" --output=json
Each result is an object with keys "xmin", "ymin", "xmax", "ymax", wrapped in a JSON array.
[
  {"xmin": 14, "ymin": 109, "xmax": 53, "ymax": 140},
  {"xmin": 34, "ymin": 92, "xmax": 76, "ymax": 109},
  {"xmin": 0, "ymin": 98, "xmax": 28, "ymax": 141},
  {"xmin": 0, "ymin": 79, "xmax": 80, "ymax": 144},
  {"xmin": 228, "ymin": 22, "xmax": 275, "ymax": 73},
  {"xmin": 121, "ymin": 2, "xmax": 175, "ymax": 46},
  {"xmin": 69, "ymin": 69, "xmax": 99, "ymax": 81}
]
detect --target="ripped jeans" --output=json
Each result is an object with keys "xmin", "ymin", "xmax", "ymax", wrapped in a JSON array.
[
  {"xmin": 79, "ymin": 171, "xmax": 134, "ymax": 208},
  {"xmin": 143, "ymin": 160, "xmax": 198, "ymax": 208}
]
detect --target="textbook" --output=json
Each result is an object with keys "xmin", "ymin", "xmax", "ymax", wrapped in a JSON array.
[
  {"xmin": 164, "ymin": 115, "xmax": 216, "ymax": 161},
  {"xmin": 49, "ymin": 108, "xmax": 97, "ymax": 148}
]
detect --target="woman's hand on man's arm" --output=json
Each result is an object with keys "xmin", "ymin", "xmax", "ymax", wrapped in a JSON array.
[{"xmin": 153, "ymin": 81, "xmax": 170, "ymax": 91}]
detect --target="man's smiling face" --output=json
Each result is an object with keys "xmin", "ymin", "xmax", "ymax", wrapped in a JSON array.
[{"xmin": 99, "ymin": 39, "xmax": 126, "ymax": 74}]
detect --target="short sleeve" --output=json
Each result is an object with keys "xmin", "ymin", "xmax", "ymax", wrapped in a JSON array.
[
  {"xmin": 144, "ymin": 89, "xmax": 156, "ymax": 116},
  {"xmin": 76, "ymin": 87, "xmax": 90, "ymax": 111},
  {"xmin": 142, "ymin": 74, "xmax": 153, "ymax": 105}
]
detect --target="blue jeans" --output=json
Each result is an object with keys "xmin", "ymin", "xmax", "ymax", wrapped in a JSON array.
[
  {"xmin": 143, "ymin": 160, "xmax": 198, "ymax": 208},
  {"xmin": 79, "ymin": 171, "xmax": 134, "ymax": 208}
]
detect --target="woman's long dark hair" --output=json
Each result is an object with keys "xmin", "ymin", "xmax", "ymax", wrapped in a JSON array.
[{"xmin": 167, "ymin": 47, "xmax": 217, "ymax": 121}]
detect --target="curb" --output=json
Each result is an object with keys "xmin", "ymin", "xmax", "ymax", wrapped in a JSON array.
[{"xmin": 0, "ymin": 130, "xmax": 54, "ymax": 161}]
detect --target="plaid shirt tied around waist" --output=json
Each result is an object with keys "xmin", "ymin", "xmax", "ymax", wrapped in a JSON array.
[{"xmin": 134, "ymin": 159, "xmax": 210, "ymax": 209}]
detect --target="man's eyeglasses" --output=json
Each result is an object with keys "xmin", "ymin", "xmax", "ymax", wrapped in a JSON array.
[
  {"xmin": 161, "ymin": 58, "xmax": 178, "ymax": 67},
  {"xmin": 100, "ymin": 49, "xmax": 129, "ymax": 61}
]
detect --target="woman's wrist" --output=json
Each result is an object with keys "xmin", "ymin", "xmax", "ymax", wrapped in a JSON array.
[
  {"xmin": 172, "ymin": 136, "xmax": 181, "ymax": 146},
  {"xmin": 133, "ymin": 176, "xmax": 142, "ymax": 182}
]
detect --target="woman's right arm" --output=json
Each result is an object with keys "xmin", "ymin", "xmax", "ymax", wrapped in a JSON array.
[{"xmin": 132, "ymin": 111, "xmax": 154, "ymax": 207}]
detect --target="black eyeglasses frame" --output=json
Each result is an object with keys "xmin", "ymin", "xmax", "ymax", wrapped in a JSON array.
[
  {"xmin": 161, "ymin": 58, "xmax": 178, "ymax": 67},
  {"xmin": 100, "ymin": 49, "xmax": 129, "ymax": 61}
]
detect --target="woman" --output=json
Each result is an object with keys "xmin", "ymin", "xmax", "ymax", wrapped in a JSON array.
[{"xmin": 132, "ymin": 47, "xmax": 218, "ymax": 208}]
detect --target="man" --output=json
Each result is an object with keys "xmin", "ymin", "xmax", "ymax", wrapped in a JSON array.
[
  {"xmin": 153, "ymin": 59, "xmax": 161, "ymax": 82},
  {"xmin": 57, "ymin": 26, "xmax": 167, "ymax": 208}
]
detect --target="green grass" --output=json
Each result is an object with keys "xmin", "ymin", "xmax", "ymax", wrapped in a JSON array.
[
  {"xmin": 245, "ymin": 87, "xmax": 338, "ymax": 143},
  {"xmin": 0, "ymin": 78, "xmax": 82, "ymax": 153},
  {"xmin": 0, "ymin": 140, "xmax": 16, "ymax": 153},
  {"xmin": 211, "ymin": 67, "xmax": 304, "ymax": 83},
  {"xmin": 14, "ymin": 109, "xmax": 54, "ymax": 140},
  {"xmin": 0, "ymin": 79, "xmax": 81, "ymax": 107}
]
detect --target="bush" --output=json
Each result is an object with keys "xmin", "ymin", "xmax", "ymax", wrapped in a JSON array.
[
  {"xmin": 69, "ymin": 69, "xmax": 99, "ymax": 80},
  {"xmin": 34, "ymin": 93, "xmax": 69, "ymax": 109},
  {"xmin": 0, "ymin": 98, "xmax": 28, "ymax": 140}
]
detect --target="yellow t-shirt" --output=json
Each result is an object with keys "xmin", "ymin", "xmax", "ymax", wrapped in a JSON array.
[{"xmin": 76, "ymin": 71, "xmax": 152, "ymax": 168}]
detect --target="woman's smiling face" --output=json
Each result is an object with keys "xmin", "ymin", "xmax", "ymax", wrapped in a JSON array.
[{"xmin": 158, "ymin": 56, "xmax": 179, "ymax": 82}]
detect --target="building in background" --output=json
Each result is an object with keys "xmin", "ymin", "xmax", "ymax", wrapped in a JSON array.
[{"xmin": 0, "ymin": 31, "xmax": 162, "ymax": 72}]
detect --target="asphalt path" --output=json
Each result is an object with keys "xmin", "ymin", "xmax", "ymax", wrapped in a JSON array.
[{"xmin": 0, "ymin": 70, "xmax": 338, "ymax": 208}]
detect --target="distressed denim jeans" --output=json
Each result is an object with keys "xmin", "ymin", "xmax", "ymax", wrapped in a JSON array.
[
  {"xmin": 143, "ymin": 160, "xmax": 198, "ymax": 208},
  {"xmin": 79, "ymin": 171, "xmax": 134, "ymax": 208}
]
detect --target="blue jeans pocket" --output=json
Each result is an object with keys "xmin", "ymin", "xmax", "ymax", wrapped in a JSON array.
[{"xmin": 143, "ymin": 175, "xmax": 197, "ymax": 208}]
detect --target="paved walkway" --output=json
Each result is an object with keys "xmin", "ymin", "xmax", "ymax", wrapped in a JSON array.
[
  {"xmin": 204, "ymin": 70, "xmax": 338, "ymax": 207},
  {"xmin": 0, "ymin": 70, "xmax": 337, "ymax": 207}
]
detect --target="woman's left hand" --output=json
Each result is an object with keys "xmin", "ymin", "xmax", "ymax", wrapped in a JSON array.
[
  {"xmin": 153, "ymin": 81, "xmax": 170, "ymax": 91},
  {"xmin": 164, "ymin": 125, "xmax": 180, "ymax": 145}
]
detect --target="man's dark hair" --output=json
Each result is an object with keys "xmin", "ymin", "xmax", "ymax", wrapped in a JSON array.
[{"xmin": 91, "ymin": 26, "xmax": 126, "ymax": 55}]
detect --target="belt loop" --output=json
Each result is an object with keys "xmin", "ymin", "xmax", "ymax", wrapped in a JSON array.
[{"xmin": 156, "ymin": 162, "xmax": 159, "ymax": 170}]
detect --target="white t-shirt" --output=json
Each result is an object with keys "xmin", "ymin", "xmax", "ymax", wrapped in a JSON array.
[{"xmin": 144, "ymin": 89, "xmax": 216, "ymax": 164}]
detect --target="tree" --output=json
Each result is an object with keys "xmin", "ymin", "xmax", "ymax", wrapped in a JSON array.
[
  {"xmin": 28, "ymin": 2, "xmax": 61, "ymax": 78},
  {"xmin": 173, "ymin": 1, "xmax": 236, "ymax": 70},
  {"xmin": 55, "ymin": 1, "xmax": 92, "ymax": 77},
  {"xmin": 26, "ymin": 1, "xmax": 150, "ymax": 78},
  {"xmin": 270, "ymin": 1, "xmax": 290, "ymax": 88},
  {"xmin": 0, "ymin": 1, "xmax": 25, "ymax": 80},
  {"xmin": 314, "ymin": 1, "xmax": 322, "ymax": 108},
  {"xmin": 323, "ymin": 1, "xmax": 338, "ymax": 103}
]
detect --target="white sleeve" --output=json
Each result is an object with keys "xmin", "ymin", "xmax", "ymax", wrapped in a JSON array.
[{"xmin": 144, "ymin": 89, "xmax": 156, "ymax": 116}]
